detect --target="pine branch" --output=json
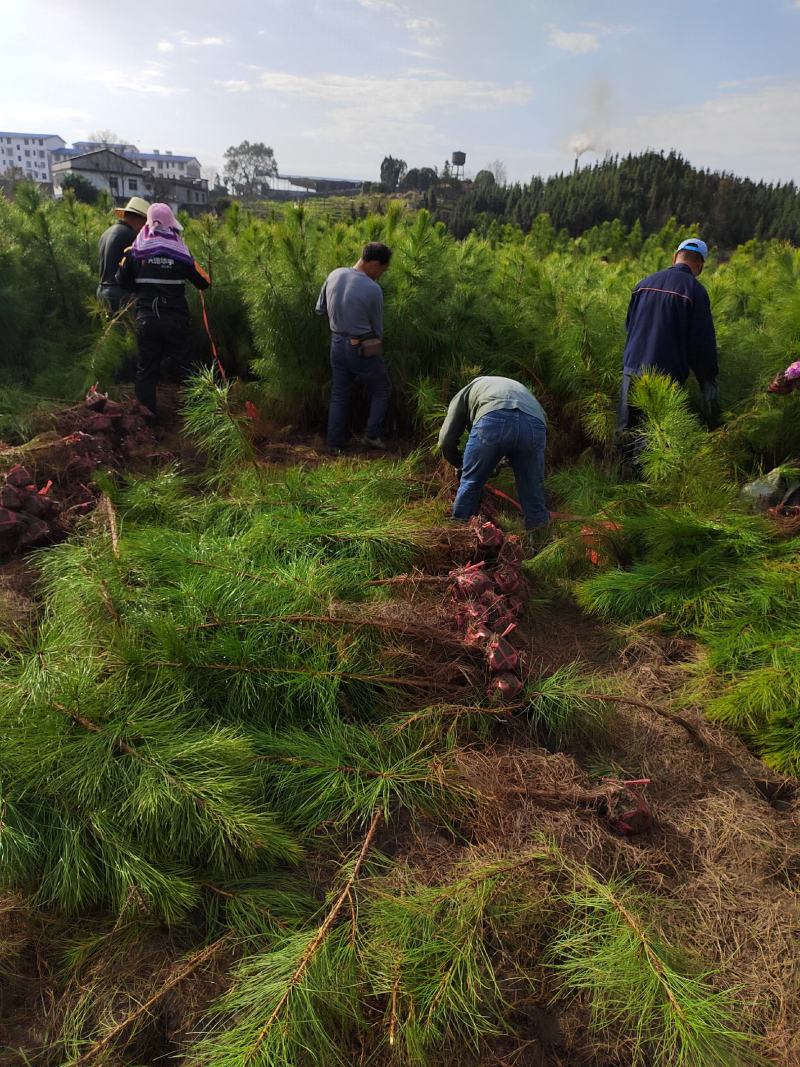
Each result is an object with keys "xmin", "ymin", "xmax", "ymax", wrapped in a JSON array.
[
  {"xmin": 146, "ymin": 659, "xmax": 460, "ymax": 693},
  {"xmin": 177, "ymin": 612, "xmax": 471, "ymax": 651},
  {"xmin": 242, "ymin": 809, "xmax": 382, "ymax": 1064},
  {"xmin": 49, "ymin": 701, "xmax": 211, "ymax": 812},
  {"xmin": 99, "ymin": 494, "xmax": 120, "ymax": 558}
]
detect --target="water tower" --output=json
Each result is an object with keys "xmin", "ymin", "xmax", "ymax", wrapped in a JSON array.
[{"xmin": 451, "ymin": 151, "xmax": 466, "ymax": 180}]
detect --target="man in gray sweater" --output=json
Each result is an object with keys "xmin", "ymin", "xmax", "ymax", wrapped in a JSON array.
[
  {"xmin": 438, "ymin": 375, "xmax": 549, "ymax": 530},
  {"xmin": 315, "ymin": 242, "xmax": 392, "ymax": 453}
]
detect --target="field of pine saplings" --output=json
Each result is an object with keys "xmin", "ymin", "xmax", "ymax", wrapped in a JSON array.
[{"xmin": 1, "ymin": 187, "xmax": 800, "ymax": 1065}]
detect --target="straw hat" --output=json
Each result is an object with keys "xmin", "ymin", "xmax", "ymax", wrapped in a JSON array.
[{"xmin": 114, "ymin": 196, "xmax": 150, "ymax": 220}]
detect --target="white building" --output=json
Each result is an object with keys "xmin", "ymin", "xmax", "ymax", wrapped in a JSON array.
[
  {"xmin": 51, "ymin": 148, "xmax": 209, "ymax": 213},
  {"xmin": 0, "ymin": 132, "xmax": 66, "ymax": 183},
  {"xmin": 52, "ymin": 142, "xmax": 202, "ymax": 181},
  {"xmin": 51, "ymin": 148, "xmax": 153, "ymax": 201}
]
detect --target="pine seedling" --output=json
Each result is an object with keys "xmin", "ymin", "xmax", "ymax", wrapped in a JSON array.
[
  {"xmin": 188, "ymin": 926, "xmax": 360, "ymax": 1067},
  {"xmin": 361, "ymin": 852, "xmax": 548, "ymax": 1064},
  {"xmin": 82, "ymin": 299, "xmax": 137, "ymax": 388},
  {"xmin": 630, "ymin": 373, "xmax": 735, "ymax": 509},
  {"xmin": 181, "ymin": 367, "xmax": 257, "ymax": 474},
  {"xmin": 549, "ymin": 867, "xmax": 762, "ymax": 1067},
  {"xmin": 188, "ymin": 813, "xmax": 382, "ymax": 1067},
  {"xmin": 524, "ymin": 663, "xmax": 615, "ymax": 748},
  {"xmin": 254, "ymin": 717, "xmax": 472, "ymax": 835}
]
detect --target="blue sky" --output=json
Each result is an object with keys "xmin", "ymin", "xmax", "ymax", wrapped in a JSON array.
[{"xmin": 2, "ymin": 0, "xmax": 800, "ymax": 183}]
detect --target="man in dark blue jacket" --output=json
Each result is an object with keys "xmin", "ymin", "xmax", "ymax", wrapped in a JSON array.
[{"xmin": 617, "ymin": 238, "xmax": 718, "ymax": 437}]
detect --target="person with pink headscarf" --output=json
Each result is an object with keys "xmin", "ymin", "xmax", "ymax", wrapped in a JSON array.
[
  {"xmin": 768, "ymin": 360, "xmax": 800, "ymax": 395},
  {"xmin": 116, "ymin": 203, "xmax": 211, "ymax": 416}
]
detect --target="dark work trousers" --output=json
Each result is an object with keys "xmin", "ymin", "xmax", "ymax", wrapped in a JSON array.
[
  {"xmin": 134, "ymin": 312, "xmax": 191, "ymax": 415},
  {"xmin": 453, "ymin": 409, "xmax": 549, "ymax": 530},
  {"xmin": 97, "ymin": 284, "xmax": 131, "ymax": 314},
  {"xmin": 616, "ymin": 371, "xmax": 645, "ymax": 467},
  {"xmin": 327, "ymin": 333, "xmax": 392, "ymax": 449}
]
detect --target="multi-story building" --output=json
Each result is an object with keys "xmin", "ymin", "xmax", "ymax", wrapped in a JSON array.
[
  {"xmin": 1, "ymin": 132, "xmax": 204, "ymax": 188},
  {"xmin": 51, "ymin": 148, "xmax": 208, "ymax": 213},
  {"xmin": 0, "ymin": 132, "xmax": 66, "ymax": 183},
  {"xmin": 51, "ymin": 148, "xmax": 153, "ymax": 201},
  {"xmin": 52, "ymin": 142, "xmax": 202, "ymax": 181}
]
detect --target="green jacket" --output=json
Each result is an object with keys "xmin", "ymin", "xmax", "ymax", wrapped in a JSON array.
[{"xmin": 438, "ymin": 376, "xmax": 547, "ymax": 467}]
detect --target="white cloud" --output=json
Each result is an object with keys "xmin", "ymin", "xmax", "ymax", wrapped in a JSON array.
[
  {"xmin": 356, "ymin": 0, "xmax": 402, "ymax": 11},
  {"xmin": 216, "ymin": 79, "xmax": 251, "ymax": 92},
  {"xmin": 403, "ymin": 15, "xmax": 443, "ymax": 49},
  {"xmin": 62, "ymin": 61, "xmax": 187, "ymax": 97},
  {"xmin": 215, "ymin": 68, "xmax": 529, "ymax": 148},
  {"xmin": 2, "ymin": 100, "xmax": 91, "ymax": 128},
  {"xmin": 549, "ymin": 28, "xmax": 600, "ymax": 54},
  {"xmin": 156, "ymin": 31, "xmax": 227, "ymax": 50},
  {"xmin": 354, "ymin": 0, "xmax": 443, "ymax": 53},
  {"xmin": 608, "ymin": 81, "xmax": 800, "ymax": 181}
]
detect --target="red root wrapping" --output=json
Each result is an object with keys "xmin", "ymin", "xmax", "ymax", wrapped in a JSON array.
[
  {"xmin": 85, "ymin": 414, "xmax": 114, "ymax": 434},
  {"xmin": 453, "ymin": 602, "xmax": 485, "ymax": 632},
  {"xmin": 494, "ymin": 564, "xmax": 521, "ymax": 595},
  {"xmin": 613, "ymin": 805, "xmax": 654, "ymax": 836},
  {"xmin": 119, "ymin": 414, "xmax": 146, "ymax": 434},
  {"xmin": 19, "ymin": 492, "xmax": 52, "ymax": 518},
  {"xmin": 605, "ymin": 779, "xmax": 653, "ymax": 836},
  {"xmin": 464, "ymin": 622, "xmax": 494, "ymax": 649},
  {"xmin": 85, "ymin": 385, "xmax": 107, "ymax": 412},
  {"xmin": 498, "ymin": 534, "xmax": 524, "ymax": 567},
  {"xmin": 0, "ymin": 484, "xmax": 23, "ymax": 509},
  {"xmin": 18, "ymin": 518, "xmax": 51, "ymax": 547},
  {"xmin": 450, "ymin": 561, "xmax": 494, "ymax": 600},
  {"xmin": 471, "ymin": 517, "xmax": 504, "ymax": 551},
  {"xmin": 486, "ymin": 629, "xmax": 520, "ymax": 674},
  {"xmin": 5, "ymin": 465, "xmax": 33, "ymax": 488},
  {"xmin": 487, "ymin": 671, "xmax": 524, "ymax": 702},
  {"xmin": 481, "ymin": 591, "xmax": 523, "ymax": 632},
  {"xmin": 581, "ymin": 520, "xmax": 623, "ymax": 568},
  {"xmin": 0, "ymin": 506, "xmax": 23, "ymax": 537}
]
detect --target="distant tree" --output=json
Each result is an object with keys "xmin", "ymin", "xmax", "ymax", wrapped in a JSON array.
[
  {"xmin": 87, "ymin": 129, "xmax": 124, "ymax": 146},
  {"xmin": 401, "ymin": 166, "xmax": 439, "ymax": 192},
  {"xmin": 379, "ymin": 155, "xmax": 407, "ymax": 192},
  {"xmin": 223, "ymin": 141, "xmax": 278, "ymax": 198},
  {"xmin": 439, "ymin": 149, "xmax": 800, "ymax": 246},
  {"xmin": 61, "ymin": 172, "xmax": 99, "ymax": 204},
  {"xmin": 152, "ymin": 175, "xmax": 175, "ymax": 201},
  {"xmin": 474, "ymin": 170, "xmax": 496, "ymax": 187}
]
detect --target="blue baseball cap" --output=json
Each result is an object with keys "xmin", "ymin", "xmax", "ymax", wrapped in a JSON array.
[{"xmin": 676, "ymin": 238, "xmax": 708, "ymax": 260}]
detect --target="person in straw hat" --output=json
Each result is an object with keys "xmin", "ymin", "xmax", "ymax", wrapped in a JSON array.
[
  {"xmin": 116, "ymin": 202, "xmax": 210, "ymax": 416},
  {"xmin": 97, "ymin": 195, "xmax": 150, "ymax": 312}
]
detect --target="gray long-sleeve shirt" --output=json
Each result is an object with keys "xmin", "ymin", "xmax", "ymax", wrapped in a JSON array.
[
  {"xmin": 315, "ymin": 267, "xmax": 384, "ymax": 338},
  {"xmin": 438, "ymin": 376, "xmax": 547, "ymax": 467}
]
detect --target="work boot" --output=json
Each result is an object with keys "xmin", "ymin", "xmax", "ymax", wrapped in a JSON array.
[
  {"xmin": 522, "ymin": 526, "xmax": 549, "ymax": 556},
  {"xmin": 360, "ymin": 435, "xmax": 388, "ymax": 450}
]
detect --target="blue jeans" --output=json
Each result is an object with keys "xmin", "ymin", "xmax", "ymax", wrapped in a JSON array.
[
  {"xmin": 327, "ymin": 334, "xmax": 392, "ymax": 448},
  {"xmin": 453, "ymin": 409, "xmax": 548, "ymax": 530}
]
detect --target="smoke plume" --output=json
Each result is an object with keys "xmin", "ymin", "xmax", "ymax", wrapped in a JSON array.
[{"xmin": 567, "ymin": 79, "xmax": 613, "ymax": 164}]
